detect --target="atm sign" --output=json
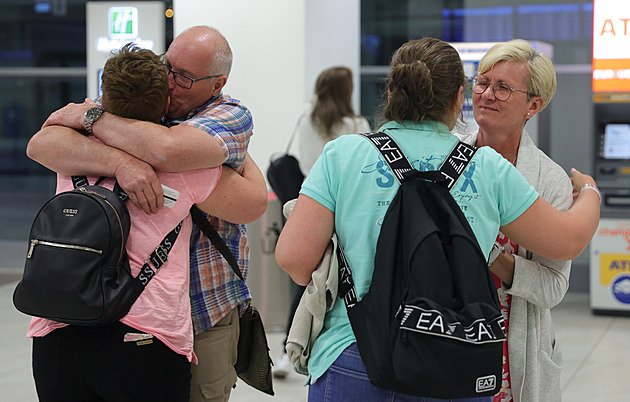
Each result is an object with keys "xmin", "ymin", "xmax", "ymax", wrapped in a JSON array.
[
  {"xmin": 600, "ymin": 253, "xmax": 630, "ymax": 284},
  {"xmin": 592, "ymin": 0, "xmax": 630, "ymax": 93}
]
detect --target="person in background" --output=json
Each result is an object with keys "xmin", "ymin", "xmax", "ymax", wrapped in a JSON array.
[
  {"xmin": 456, "ymin": 39, "xmax": 572, "ymax": 402},
  {"xmin": 273, "ymin": 66, "xmax": 371, "ymax": 379},
  {"xmin": 274, "ymin": 37, "xmax": 600, "ymax": 401},
  {"xmin": 28, "ymin": 43, "xmax": 263, "ymax": 402},
  {"xmin": 296, "ymin": 66, "xmax": 371, "ymax": 176},
  {"xmin": 27, "ymin": 26, "xmax": 267, "ymax": 402}
]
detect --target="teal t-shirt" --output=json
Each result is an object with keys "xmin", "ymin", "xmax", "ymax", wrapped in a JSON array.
[{"xmin": 299, "ymin": 120, "xmax": 539, "ymax": 383}]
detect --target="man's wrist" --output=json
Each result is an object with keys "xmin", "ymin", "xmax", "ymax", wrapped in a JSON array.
[{"xmin": 84, "ymin": 107, "xmax": 104, "ymax": 134}]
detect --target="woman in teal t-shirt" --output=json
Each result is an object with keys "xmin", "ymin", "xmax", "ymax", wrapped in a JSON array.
[{"xmin": 275, "ymin": 38, "xmax": 600, "ymax": 401}]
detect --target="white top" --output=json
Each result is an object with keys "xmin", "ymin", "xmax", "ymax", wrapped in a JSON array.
[{"xmin": 295, "ymin": 104, "xmax": 371, "ymax": 176}]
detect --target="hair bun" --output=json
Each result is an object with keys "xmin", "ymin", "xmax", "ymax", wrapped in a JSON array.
[{"xmin": 388, "ymin": 61, "xmax": 434, "ymax": 120}]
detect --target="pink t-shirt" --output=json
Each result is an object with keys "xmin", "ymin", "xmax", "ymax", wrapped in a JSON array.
[{"xmin": 27, "ymin": 167, "xmax": 221, "ymax": 363}]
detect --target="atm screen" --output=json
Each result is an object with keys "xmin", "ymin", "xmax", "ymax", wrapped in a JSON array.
[{"xmin": 603, "ymin": 124, "xmax": 630, "ymax": 159}]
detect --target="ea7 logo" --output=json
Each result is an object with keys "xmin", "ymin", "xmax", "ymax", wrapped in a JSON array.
[{"xmin": 476, "ymin": 375, "xmax": 496, "ymax": 393}]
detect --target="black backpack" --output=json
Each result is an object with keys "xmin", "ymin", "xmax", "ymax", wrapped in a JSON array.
[
  {"xmin": 267, "ymin": 153, "xmax": 304, "ymax": 206},
  {"xmin": 13, "ymin": 176, "xmax": 181, "ymax": 327},
  {"xmin": 267, "ymin": 114, "xmax": 305, "ymax": 206},
  {"xmin": 337, "ymin": 132, "xmax": 505, "ymax": 398}
]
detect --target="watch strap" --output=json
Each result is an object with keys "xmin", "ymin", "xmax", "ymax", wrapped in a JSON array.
[{"xmin": 84, "ymin": 107, "xmax": 103, "ymax": 134}]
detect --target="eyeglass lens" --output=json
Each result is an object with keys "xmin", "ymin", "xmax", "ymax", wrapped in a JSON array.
[
  {"xmin": 472, "ymin": 79, "xmax": 513, "ymax": 101},
  {"xmin": 161, "ymin": 60, "xmax": 194, "ymax": 89}
]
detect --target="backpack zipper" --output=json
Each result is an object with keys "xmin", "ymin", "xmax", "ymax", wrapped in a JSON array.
[
  {"xmin": 76, "ymin": 187, "xmax": 106, "ymax": 198},
  {"xmin": 27, "ymin": 239, "xmax": 103, "ymax": 258}
]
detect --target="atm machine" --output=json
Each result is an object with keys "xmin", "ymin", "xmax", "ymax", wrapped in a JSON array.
[{"xmin": 590, "ymin": 103, "xmax": 630, "ymax": 314}]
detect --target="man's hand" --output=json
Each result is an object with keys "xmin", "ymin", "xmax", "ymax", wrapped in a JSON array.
[
  {"xmin": 42, "ymin": 98, "xmax": 97, "ymax": 130},
  {"xmin": 114, "ymin": 156, "xmax": 164, "ymax": 214}
]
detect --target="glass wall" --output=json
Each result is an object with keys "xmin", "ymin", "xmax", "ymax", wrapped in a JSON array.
[
  {"xmin": 0, "ymin": 0, "xmax": 172, "ymax": 175},
  {"xmin": 360, "ymin": 0, "xmax": 594, "ymax": 123},
  {"xmin": 0, "ymin": 0, "xmax": 172, "ymax": 241}
]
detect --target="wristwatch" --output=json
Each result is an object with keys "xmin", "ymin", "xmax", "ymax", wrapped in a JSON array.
[
  {"xmin": 84, "ymin": 107, "xmax": 103, "ymax": 134},
  {"xmin": 488, "ymin": 242, "xmax": 504, "ymax": 266}
]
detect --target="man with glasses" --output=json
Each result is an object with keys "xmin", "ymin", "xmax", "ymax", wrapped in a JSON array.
[
  {"xmin": 455, "ymin": 39, "xmax": 572, "ymax": 402},
  {"xmin": 28, "ymin": 26, "xmax": 267, "ymax": 402}
]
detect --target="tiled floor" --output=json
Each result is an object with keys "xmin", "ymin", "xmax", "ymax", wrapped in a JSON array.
[{"xmin": 2, "ymin": 266, "xmax": 630, "ymax": 401}]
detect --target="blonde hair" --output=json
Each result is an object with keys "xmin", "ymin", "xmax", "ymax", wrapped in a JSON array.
[{"xmin": 478, "ymin": 39, "xmax": 556, "ymax": 111}]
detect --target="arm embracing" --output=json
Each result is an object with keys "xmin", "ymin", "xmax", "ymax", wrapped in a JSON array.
[
  {"xmin": 501, "ymin": 168, "xmax": 600, "ymax": 260},
  {"xmin": 43, "ymin": 99, "xmax": 227, "ymax": 172},
  {"xmin": 92, "ymin": 113, "xmax": 226, "ymax": 172},
  {"xmin": 27, "ymin": 125, "xmax": 122, "ymax": 177},
  {"xmin": 506, "ymin": 176, "xmax": 573, "ymax": 309},
  {"xmin": 27, "ymin": 125, "xmax": 163, "ymax": 214},
  {"xmin": 197, "ymin": 153, "xmax": 268, "ymax": 224}
]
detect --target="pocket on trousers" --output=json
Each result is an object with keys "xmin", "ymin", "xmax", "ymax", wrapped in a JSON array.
[
  {"xmin": 32, "ymin": 334, "xmax": 62, "ymax": 387},
  {"xmin": 199, "ymin": 377, "xmax": 231, "ymax": 400}
]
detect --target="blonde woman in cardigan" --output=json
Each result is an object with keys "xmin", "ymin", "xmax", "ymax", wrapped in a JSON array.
[{"xmin": 457, "ymin": 39, "xmax": 571, "ymax": 402}]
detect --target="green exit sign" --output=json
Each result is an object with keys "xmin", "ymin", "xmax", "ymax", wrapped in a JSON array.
[{"xmin": 109, "ymin": 7, "xmax": 138, "ymax": 38}]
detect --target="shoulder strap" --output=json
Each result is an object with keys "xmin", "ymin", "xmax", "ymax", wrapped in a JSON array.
[
  {"xmin": 136, "ymin": 220, "xmax": 183, "ymax": 287},
  {"xmin": 360, "ymin": 132, "xmax": 413, "ymax": 181},
  {"xmin": 286, "ymin": 112, "xmax": 307, "ymax": 154},
  {"xmin": 190, "ymin": 205, "xmax": 244, "ymax": 282},
  {"xmin": 361, "ymin": 132, "xmax": 477, "ymax": 190}
]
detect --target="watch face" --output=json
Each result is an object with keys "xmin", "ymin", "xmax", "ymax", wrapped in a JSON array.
[{"xmin": 86, "ymin": 108, "xmax": 103, "ymax": 119}]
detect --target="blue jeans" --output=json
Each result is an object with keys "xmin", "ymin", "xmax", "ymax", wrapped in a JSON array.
[{"xmin": 308, "ymin": 343, "xmax": 492, "ymax": 402}]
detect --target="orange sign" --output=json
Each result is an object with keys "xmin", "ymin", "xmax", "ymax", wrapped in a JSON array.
[{"xmin": 592, "ymin": 0, "xmax": 630, "ymax": 94}]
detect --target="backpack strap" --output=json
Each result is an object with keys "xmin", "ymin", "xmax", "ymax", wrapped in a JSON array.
[
  {"xmin": 71, "ymin": 175, "xmax": 181, "ymax": 287},
  {"xmin": 137, "ymin": 220, "xmax": 183, "ymax": 286},
  {"xmin": 71, "ymin": 175, "xmax": 129, "ymax": 203},
  {"xmin": 190, "ymin": 205, "xmax": 244, "ymax": 282},
  {"xmin": 360, "ymin": 132, "xmax": 414, "ymax": 181},
  {"xmin": 360, "ymin": 132, "xmax": 478, "ymax": 190},
  {"xmin": 338, "ymin": 132, "xmax": 478, "ymax": 310},
  {"xmin": 337, "ymin": 240, "xmax": 358, "ymax": 309}
]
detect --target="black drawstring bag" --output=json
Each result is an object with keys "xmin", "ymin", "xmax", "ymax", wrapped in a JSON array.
[{"xmin": 266, "ymin": 114, "xmax": 305, "ymax": 206}]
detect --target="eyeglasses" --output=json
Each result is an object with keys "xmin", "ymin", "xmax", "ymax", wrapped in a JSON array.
[
  {"xmin": 160, "ymin": 56, "xmax": 222, "ymax": 89},
  {"xmin": 471, "ymin": 75, "xmax": 532, "ymax": 102}
]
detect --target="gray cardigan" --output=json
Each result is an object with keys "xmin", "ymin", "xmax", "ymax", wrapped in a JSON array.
[{"xmin": 457, "ymin": 129, "xmax": 572, "ymax": 402}]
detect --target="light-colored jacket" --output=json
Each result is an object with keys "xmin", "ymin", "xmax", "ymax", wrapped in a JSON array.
[
  {"xmin": 283, "ymin": 199, "xmax": 339, "ymax": 375},
  {"xmin": 457, "ymin": 129, "xmax": 572, "ymax": 402}
]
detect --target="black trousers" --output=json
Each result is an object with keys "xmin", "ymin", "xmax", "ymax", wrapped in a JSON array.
[{"xmin": 32, "ymin": 322, "xmax": 191, "ymax": 402}]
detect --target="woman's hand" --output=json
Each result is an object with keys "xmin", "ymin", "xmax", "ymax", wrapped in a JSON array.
[{"xmin": 570, "ymin": 168, "xmax": 600, "ymax": 203}]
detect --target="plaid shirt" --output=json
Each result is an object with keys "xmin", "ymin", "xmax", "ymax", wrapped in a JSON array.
[{"xmin": 166, "ymin": 93, "xmax": 253, "ymax": 334}]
